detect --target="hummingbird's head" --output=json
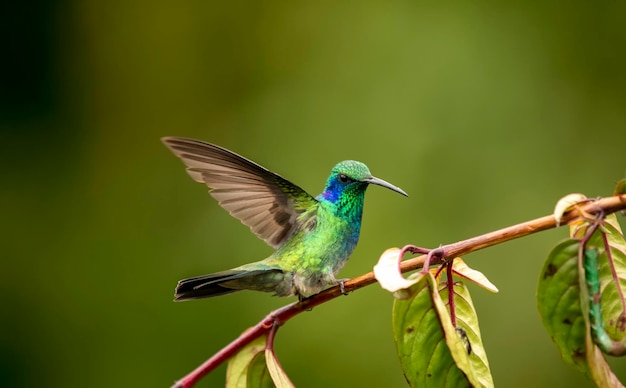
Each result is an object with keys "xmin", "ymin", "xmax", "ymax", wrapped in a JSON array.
[{"xmin": 320, "ymin": 160, "xmax": 408, "ymax": 204}]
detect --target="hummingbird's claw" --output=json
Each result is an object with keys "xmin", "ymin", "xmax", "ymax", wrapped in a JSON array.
[{"xmin": 338, "ymin": 278, "xmax": 350, "ymax": 295}]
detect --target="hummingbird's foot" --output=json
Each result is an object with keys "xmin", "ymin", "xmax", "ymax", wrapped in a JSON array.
[{"xmin": 338, "ymin": 278, "xmax": 350, "ymax": 295}]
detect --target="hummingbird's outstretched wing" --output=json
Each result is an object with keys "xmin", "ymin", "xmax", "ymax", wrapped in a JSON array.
[{"xmin": 162, "ymin": 137, "xmax": 318, "ymax": 248}]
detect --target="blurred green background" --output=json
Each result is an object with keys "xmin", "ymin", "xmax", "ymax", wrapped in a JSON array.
[{"xmin": 3, "ymin": 1, "xmax": 626, "ymax": 387}]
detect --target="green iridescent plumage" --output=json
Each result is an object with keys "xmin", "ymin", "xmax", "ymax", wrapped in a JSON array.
[{"xmin": 162, "ymin": 137, "xmax": 408, "ymax": 300}]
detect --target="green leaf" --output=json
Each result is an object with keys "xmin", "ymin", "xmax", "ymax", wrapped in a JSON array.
[
  {"xmin": 226, "ymin": 336, "xmax": 274, "ymax": 388},
  {"xmin": 597, "ymin": 221, "xmax": 626, "ymax": 347},
  {"xmin": 438, "ymin": 278, "xmax": 493, "ymax": 387},
  {"xmin": 538, "ymin": 214, "xmax": 626, "ymax": 387},
  {"xmin": 247, "ymin": 351, "xmax": 274, "ymax": 388},
  {"xmin": 392, "ymin": 272, "xmax": 493, "ymax": 388},
  {"xmin": 579, "ymin": 220, "xmax": 626, "ymax": 388},
  {"xmin": 584, "ymin": 216, "xmax": 626, "ymax": 353},
  {"xmin": 572, "ymin": 214, "xmax": 626, "ymax": 353},
  {"xmin": 537, "ymin": 239, "xmax": 589, "ymax": 375},
  {"xmin": 265, "ymin": 349, "xmax": 295, "ymax": 388}
]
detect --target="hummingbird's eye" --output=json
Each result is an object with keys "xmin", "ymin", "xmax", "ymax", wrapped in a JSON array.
[{"xmin": 338, "ymin": 174, "xmax": 351, "ymax": 183}]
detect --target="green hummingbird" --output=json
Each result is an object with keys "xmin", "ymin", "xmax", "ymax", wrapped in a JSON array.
[{"xmin": 162, "ymin": 137, "xmax": 408, "ymax": 301}]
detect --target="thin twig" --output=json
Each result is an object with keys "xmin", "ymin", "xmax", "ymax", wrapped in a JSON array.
[
  {"xmin": 446, "ymin": 261, "xmax": 456, "ymax": 327},
  {"xmin": 172, "ymin": 194, "xmax": 626, "ymax": 388}
]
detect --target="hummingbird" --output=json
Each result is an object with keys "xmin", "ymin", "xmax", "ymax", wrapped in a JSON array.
[{"xmin": 162, "ymin": 137, "xmax": 408, "ymax": 301}]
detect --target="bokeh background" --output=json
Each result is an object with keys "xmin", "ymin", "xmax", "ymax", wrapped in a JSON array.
[{"xmin": 3, "ymin": 1, "xmax": 626, "ymax": 387}]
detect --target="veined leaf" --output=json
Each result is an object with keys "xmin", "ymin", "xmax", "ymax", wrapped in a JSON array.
[
  {"xmin": 537, "ymin": 239, "xmax": 589, "ymax": 375},
  {"xmin": 393, "ymin": 272, "xmax": 493, "ymax": 388},
  {"xmin": 578, "ymin": 225, "xmax": 626, "ymax": 387},
  {"xmin": 596, "ymin": 220, "xmax": 626, "ymax": 349},
  {"xmin": 247, "ymin": 351, "xmax": 274, "ymax": 388},
  {"xmin": 438, "ymin": 276, "xmax": 493, "ymax": 387},
  {"xmin": 572, "ymin": 214, "xmax": 626, "ymax": 352},
  {"xmin": 449, "ymin": 258, "xmax": 498, "ymax": 293},
  {"xmin": 538, "ymin": 213, "xmax": 626, "ymax": 387},
  {"xmin": 226, "ymin": 335, "xmax": 274, "ymax": 388}
]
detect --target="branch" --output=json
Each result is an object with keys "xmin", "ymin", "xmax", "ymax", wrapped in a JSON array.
[{"xmin": 172, "ymin": 194, "xmax": 626, "ymax": 388}]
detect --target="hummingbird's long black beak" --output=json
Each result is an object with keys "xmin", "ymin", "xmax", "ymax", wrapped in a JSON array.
[{"xmin": 362, "ymin": 176, "xmax": 408, "ymax": 197}]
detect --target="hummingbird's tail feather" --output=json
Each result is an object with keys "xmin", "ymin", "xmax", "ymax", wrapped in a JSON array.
[{"xmin": 174, "ymin": 269, "xmax": 284, "ymax": 301}]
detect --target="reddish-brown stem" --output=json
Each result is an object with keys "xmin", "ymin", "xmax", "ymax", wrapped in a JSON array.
[
  {"xmin": 446, "ymin": 261, "xmax": 456, "ymax": 327},
  {"xmin": 172, "ymin": 303, "xmax": 298, "ymax": 388},
  {"xmin": 434, "ymin": 264, "xmax": 445, "ymax": 279},
  {"xmin": 420, "ymin": 247, "xmax": 445, "ymax": 274},
  {"xmin": 266, "ymin": 315, "xmax": 280, "ymax": 351},
  {"xmin": 172, "ymin": 194, "xmax": 626, "ymax": 388}
]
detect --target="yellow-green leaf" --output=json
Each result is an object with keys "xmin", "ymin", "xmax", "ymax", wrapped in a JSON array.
[
  {"xmin": 538, "ymin": 216, "xmax": 626, "ymax": 387},
  {"xmin": 265, "ymin": 349, "xmax": 295, "ymax": 388},
  {"xmin": 450, "ymin": 258, "xmax": 499, "ymax": 293},
  {"xmin": 226, "ymin": 336, "xmax": 273, "ymax": 388},
  {"xmin": 392, "ymin": 272, "xmax": 493, "ymax": 388},
  {"xmin": 554, "ymin": 193, "xmax": 588, "ymax": 226},
  {"xmin": 571, "ymin": 214, "xmax": 626, "ymax": 351},
  {"xmin": 537, "ymin": 239, "xmax": 590, "ymax": 375}
]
